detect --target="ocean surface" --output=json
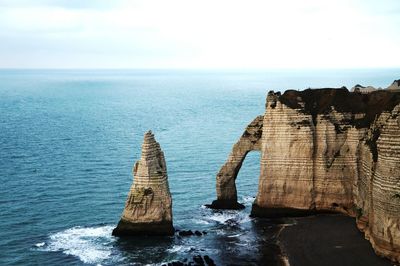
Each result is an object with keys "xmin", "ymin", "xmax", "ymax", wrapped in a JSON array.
[{"xmin": 1, "ymin": 69, "xmax": 399, "ymax": 265}]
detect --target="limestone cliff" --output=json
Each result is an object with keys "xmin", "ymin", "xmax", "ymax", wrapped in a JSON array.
[
  {"xmin": 113, "ymin": 131, "xmax": 174, "ymax": 236},
  {"xmin": 211, "ymin": 81, "xmax": 400, "ymax": 262}
]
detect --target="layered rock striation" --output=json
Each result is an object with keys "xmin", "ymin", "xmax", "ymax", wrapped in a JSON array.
[
  {"xmin": 113, "ymin": 131, "xmax": 174, "ymax": 236},
  {"xmin": 211, "ymin": 80, "xmax": 400, "ymax": 262}
]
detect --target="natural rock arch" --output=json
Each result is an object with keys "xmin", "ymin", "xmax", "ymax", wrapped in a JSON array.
[
  {"xmin": 207, "ymin": 84, "xmax": 400, "ymax": 262},
  {"xmin": 207, "ymin": 115, "xmax": 263, "ymax": 209}
]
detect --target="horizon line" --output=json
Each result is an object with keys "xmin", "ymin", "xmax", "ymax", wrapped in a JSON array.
[{"xmin": 0, "ymin": 66, "xmax": 400, "ymax": 71}]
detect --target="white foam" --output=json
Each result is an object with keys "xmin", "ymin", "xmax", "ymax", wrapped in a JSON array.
[
  {"xmin": 192, "ymin": 219, "xmax": 210, "ymax": 225},
  {"xmin": 238, "ymin": 215, "xmax": 251, "ymax": 224},
  {"xmin": 167, "ymin": 245, "xmax": 195, "ymax": 253},
  {"xmin": 41, "ymin": 225, "xmax": 116, "ymax": 264},
  {"xmin": 227, "ymin": 233, "xmax": 243, "ymax": 238},
  {"xmin": 234, "ymin": 242, "xmax": 249, "ymax": 247},
  {"xmin": 207, "ymin": 211, "xmax": 251, "ymax": 225},
  {"xmin": 35, "ymin": 242, "xmax": 45, "ymax": 247},
  {"xmin": 208, "ymin": 212, "xmax": 236, "ymax": 224}
]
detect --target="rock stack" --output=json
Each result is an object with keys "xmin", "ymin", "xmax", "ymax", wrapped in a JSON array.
[{"xmin": 113, "ymin": 131, "xmax": 174, "ymax": 236}]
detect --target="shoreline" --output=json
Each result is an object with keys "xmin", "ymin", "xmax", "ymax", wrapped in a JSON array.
[{"xmin": 276, "ymin": 214, "xmax": 393, "ymax": 266}]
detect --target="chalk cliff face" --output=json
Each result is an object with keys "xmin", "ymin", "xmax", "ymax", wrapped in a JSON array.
[
  {"xmin": 211, "ymin": 81, "xmax": 400, "ymax": 262},
  {"xmin": 355, "ymin": 103, "xmax": 400, "ymax": 261},
  {"xmin": 113, "ymin": 131, "xmax": 174, "ymax": 236}
]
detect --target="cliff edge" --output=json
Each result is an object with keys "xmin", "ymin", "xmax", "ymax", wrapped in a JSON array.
[{"xmin": 211, "ymin": 80, "xmax": 400, "ymax": 262}]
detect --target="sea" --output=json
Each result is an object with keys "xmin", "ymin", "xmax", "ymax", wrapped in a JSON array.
[{"xmin": 1, "ymin": 69, "xmax": 399, "ymax": 265}]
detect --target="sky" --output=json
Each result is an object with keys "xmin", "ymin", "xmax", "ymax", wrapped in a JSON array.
[{"xmin": 0, "ymin": 0, "xmax": 399, "ymax": 69}]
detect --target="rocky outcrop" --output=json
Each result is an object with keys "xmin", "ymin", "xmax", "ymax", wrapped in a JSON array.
[
  {"xmin": 113, "ymin": 131, "xmax": 174, "ymax": 236},
  {"xmin": 211, "ymin": 81, "xmax": 400, "ymax": 262},
  {"xmin": 387, "ymin": 79, "xmax": 400, "ymax": 91},
  {"xmin": 207, "ymin": 115, "xmax": 263, "ymax": 209},
  {"xmin": 351, "ymin": 84, "xmax": 381, "ymax": 93}
]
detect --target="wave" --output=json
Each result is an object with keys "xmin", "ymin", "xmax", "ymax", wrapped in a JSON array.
[
  {"xmin": 227, "ymin": 233, "xmax": 243, "ymax": 238},
  {"xmin": 206, "ymin": 211, "xmax": 252, "ymax": 225},
  {"xmin": 34, "ymin": 242, "xmax": 45, "ymax": 247},
  {"xmin": 240, "ymin": 195, "xmax": 256, "ymax": 205},
  {"xmin": 167, "ymin": 245, "xmax": 195, "ymax": 253},
  {"xmin": 36, "ymin": 225, "xmax": 117, "ymax": 265},
  {"xmin": 192, "ymin": 219, "xmax": 210, "ymax": 225}
]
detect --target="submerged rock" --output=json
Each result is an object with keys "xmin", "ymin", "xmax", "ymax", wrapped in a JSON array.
[
  {"xmin": 203, "ymin": 255, "xmax": 216, "ymax": 266},
  {"xmin": 112, "ymin": 131, "xmax": 174, "ymax": 236},
  {"xmin": 192, "ymin": 255, "xmax": 204, "ymax": 265},
  {"xmin": 177, "ymin": 230, "xmax": 206, "ymax": 237},
  {"xmin": 178, "ymin": 230, "xmax": 194, "ymax": 236},
  {"xmin": 162, "ymin": 255, "xmax": 215, "ymax": 266}
]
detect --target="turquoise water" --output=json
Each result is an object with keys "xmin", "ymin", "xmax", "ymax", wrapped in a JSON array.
[{"xmin": 0, "ymin": 69, "xmax": 399, "ymax": 265}]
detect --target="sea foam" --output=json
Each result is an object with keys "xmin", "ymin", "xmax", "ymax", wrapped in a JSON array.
[
  {"xmin": 207, "ymin": 211, "xmax": 251, "ymax": 225},
  {"xmin": 39, "ymin": 225, "xmax": 116, "ymax": 264}
]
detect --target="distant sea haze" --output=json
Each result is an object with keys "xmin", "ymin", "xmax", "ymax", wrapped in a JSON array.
[{"xmin": 0, "ymin": 69, "xmax": 398, "ymax": 265}]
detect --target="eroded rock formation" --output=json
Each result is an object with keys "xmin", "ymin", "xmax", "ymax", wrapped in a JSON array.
[
  {"xmin": 113, "ymin": 131, "xmax": 174, "ymax": 236},
  {"xmin": 207, "ymin": 115, "xmax": 263, "ymax": 209},
  {"xmin": 211, "ymin": 80, "xmax": 400, "ymax": 262},
  {"xmin": 387, "ymin": 79, "xmax": 400, "ymax": 91}
]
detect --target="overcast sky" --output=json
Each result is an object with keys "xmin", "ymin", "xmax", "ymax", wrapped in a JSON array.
[{"xmin": 0, "ymin": 0, "xmax": 399, "ymax": 69}]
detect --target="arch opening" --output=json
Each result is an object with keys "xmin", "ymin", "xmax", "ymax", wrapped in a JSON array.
[
  {"xmin": 207, "ymin": 115, "xmax": 263, "ymax": 210},
  {"xmin": 235, "ymin": 151, "xmax": 260, "ymax": 208}
]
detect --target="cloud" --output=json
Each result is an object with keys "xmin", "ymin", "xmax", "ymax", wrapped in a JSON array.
[
  {"xmin": 0, "ymin": 0, "xmax": 399, "ymax": 68},
  {"xmin": 0, "ymin": 0, "xmax": 122, "ymax": 10}
]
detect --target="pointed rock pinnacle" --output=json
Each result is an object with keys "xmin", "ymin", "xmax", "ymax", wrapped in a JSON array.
[{"xmin": 112, "ymin": 131, "xmax": 174, "ymax": 236}]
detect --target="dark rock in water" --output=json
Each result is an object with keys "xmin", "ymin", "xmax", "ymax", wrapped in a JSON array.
[
  {"xmin": 164, "ymin": 255, "xmax": 215, "ymax": 266},
  {"xmin": 163, "ymin": 262, "xmax": 184, "ymax": 266},
  {"xmin": 112, "ymin": 220, "xmax": 175, "ymax": 236},
  {"xmin": 203, "ymin": 255, "xmax": 216, "ymax": 266},
  {"xmin": 192, "ymin": 255, "xmax": 204, "ymax": 265},
  {"xmin": 177, "ymin": 230, "xmax": 206, "ymax": 237},
  {"xmin": 171, "ymin": 262, "xmax": 184, "ymax": 266},
  {"xmin": 225, "ymin": 218, "xmax": 239, "ymax": 227},
  {"xmin": 178, "ymin": 230, "xmax": 194, "ymax": 236},
  {"xmin": 206, "ymin": 200, "xmax": 245, "ymax": 210}
]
